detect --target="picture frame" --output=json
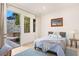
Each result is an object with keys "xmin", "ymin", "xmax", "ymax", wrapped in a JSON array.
[{"xmin": 51, "ymin": 17, "xmax": 63, "ymax": 27}]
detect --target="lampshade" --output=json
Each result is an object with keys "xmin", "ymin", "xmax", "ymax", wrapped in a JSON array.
[
  {"xmin": 71, "ymin": 31, "xmax": 75, "ymax": 34},
  {"xmin": 71, "ymin": 30, "xmax": 76, "ymax": 38}
]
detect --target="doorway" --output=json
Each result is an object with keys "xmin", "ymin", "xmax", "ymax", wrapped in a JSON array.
[{"xmin": 6, "ymin": 10, "xmax": 21, "ymax": 45}]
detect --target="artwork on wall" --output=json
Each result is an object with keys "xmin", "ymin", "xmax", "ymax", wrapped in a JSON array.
[
  {"xmin": 24, "ymin": 16, "xmax": 30, "ymax": 33},
  {"xmin": 51, "ymin": 17, "xmax": 63, "ymax": 27}
]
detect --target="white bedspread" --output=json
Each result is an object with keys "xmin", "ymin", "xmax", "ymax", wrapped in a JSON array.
[{"xmin": 34, "ymin": 36, "xmax": 66, "ymax": 56}]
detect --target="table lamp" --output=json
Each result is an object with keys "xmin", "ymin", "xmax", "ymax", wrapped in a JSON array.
[{"xmin": 71, "ymin": 31, "xmax": 75, "ymax": 39}]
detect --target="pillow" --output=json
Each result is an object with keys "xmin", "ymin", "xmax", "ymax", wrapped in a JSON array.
[
  {"xmin": 48, "ymin": 34, "xmax": 58, "ymax": 40},
  {"xmin": 48, "ymin": 32, "xmax": 62, "ymax": 40},
  {"xmin": 57, "ymin": 33, "xmax": 62, "ymax": 38}
]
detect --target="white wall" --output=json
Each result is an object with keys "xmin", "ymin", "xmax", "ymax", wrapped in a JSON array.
[
  {"xmin": 40, "ymin": 6, "xmax": 79, "ymax": 45},
  {"xmin": 35, "ymin": 15, "xmax": 41, "ymax": 38},
  {"xmin": 7, "ymin": 5, "xmax": 37, "ymax": 45}
]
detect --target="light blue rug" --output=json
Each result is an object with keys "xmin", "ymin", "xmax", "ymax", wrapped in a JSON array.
[{"xmin": 15, "ymin": 48, "xmax": 47, "ymax": 56}]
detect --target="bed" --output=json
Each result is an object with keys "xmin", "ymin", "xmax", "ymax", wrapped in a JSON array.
[{"xmin": 34, "ymin": 32, "xmax": 67, "ymax": 56}]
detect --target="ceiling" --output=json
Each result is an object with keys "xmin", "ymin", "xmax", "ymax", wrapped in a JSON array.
[{"xmin": 8, "ymin": 3, "xmax": 79, "ymax": 16}]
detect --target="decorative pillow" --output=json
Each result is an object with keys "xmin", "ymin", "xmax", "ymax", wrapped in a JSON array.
[
  {"xmin": 57, "ymin": 33, "xmax": 62, "ymax": 38},
  {"xmin": 48, "ymin": 34, "xmax": 58, "ymax": 40},
  {"xmin": 48, "ymin": 32, "xmax": 63, "ymax": 40}
]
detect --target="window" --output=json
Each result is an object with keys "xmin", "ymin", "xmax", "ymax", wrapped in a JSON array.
[
  {"xmin": 33, "ymin": 19, "xmax": 36, "ymax": 32},
  {"xmin": 7, "ymin": 12, "xmax": 20, "ymax": 33},
  {"xmin": 13, "ymin": 13, "xmax": 20, "ymax": 25},
  {"xmin": 24, "ymin": 16, "xmax": 30, "ymax": 33}
]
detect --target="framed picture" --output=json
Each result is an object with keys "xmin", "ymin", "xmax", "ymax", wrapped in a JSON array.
[{"xmin": 51, "ymin": 17, "xmax": 63, "ymax": 27}]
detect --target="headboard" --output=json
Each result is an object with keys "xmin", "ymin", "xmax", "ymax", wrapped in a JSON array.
[{"xmin": 48, "ymin": 31, "xmax": 66, "ymax": 38}]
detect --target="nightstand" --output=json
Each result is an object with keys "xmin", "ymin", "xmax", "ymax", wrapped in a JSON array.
[{"xmin": 69, "ymin": 38, "xmax": 79, "ymax": 48}]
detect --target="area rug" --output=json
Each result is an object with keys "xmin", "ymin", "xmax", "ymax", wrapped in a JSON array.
[{"xmin": 15, "ymin": 48, "xmax": 47, "ymax": 56}]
